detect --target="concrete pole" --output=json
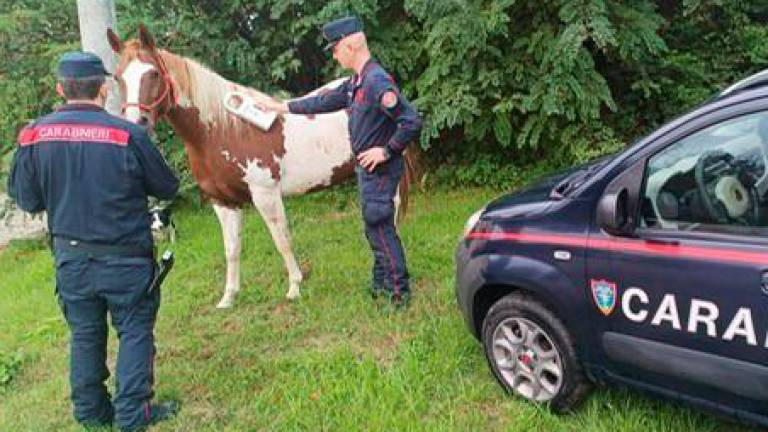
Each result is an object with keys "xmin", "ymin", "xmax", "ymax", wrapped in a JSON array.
[{"xmin": 76, "ymin": 0, "xmax": 121, "ymax": 115}]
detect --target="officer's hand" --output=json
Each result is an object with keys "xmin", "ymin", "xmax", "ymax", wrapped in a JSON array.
[
  {"xmin": 253, "ymin": 94, "xmax": 288, "ymax": 113},
  {"xmin": 357, "ymin": 147, "xmax": 390, "ymax": 172}
]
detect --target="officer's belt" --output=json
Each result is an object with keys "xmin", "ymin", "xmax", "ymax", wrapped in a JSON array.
[{"xmin": 53, "ymin": 236, "xmax": 153, "ymax": 258}]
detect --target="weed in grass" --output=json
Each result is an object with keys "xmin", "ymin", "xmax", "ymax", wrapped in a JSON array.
[{"xmin": 0, "ymin": 350, "xmax": 22, "ymax": 389}]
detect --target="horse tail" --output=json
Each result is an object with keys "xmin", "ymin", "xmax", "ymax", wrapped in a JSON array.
[{"xmin": 398, "ymin": 148, "xmax": 423, "ymax": 222}]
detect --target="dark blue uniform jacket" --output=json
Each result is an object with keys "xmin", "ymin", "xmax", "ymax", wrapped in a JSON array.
[
  {"xmin": 288, "ymin": 59, "xmax": 422, "ymax": 156},
  {"xmin": 7, "ymin": 104, "xmax": 179, "ymax": 252}
]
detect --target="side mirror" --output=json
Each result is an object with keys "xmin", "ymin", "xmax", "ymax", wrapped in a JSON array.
[{"xmin": 596, "ymin": 187, "xmax": 634, "ymax": 236}]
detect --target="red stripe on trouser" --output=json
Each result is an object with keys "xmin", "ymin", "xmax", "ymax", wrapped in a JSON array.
[
  {"xmin": 378, "ymin": 225, "xmax": 400, "ymax": 295},
  {"xmin": 145, "ymin": 350, "xmax": 155, "ymax": 422},
  {"xmin": 378, "ymin": 173, "xmax": 387, "ymax": 191}
]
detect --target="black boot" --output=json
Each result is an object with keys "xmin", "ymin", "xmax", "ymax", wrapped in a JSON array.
[
  {"xmin": 148, "ymin": 400, "xmax": 180, "ymax": 424},
  {"xmin": 371, "ymin": 284, "xmax": 386, "ymax": 299},
  {"xmin": 121, "ymin": 400, "xmax": 180, "ymax": 432},
  {"xmin": 389, "ymin": 291, "xmax": 411, "ymax": 309}
]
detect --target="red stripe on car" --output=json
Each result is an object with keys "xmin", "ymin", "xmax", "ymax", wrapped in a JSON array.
[{"xmin": 467, "ymin": 231, "xmax": 768, "ymax": 266}]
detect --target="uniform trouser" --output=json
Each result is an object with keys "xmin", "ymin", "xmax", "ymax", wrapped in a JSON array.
[
  {"xmin": 356, "ymin": 155, "xmax": 410, "ymax": 295},
  {"xmin": 54, "ymin": 249, "xmax": 159, "ymax": 430}
]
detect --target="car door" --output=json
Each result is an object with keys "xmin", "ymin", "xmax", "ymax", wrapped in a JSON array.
[{"xmin": 586, "ymin": 110, "xmax": 768, "ymax": 417}]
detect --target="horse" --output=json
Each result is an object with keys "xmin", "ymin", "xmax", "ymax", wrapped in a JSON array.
[{"xmin": 106, "ymin": 25, "xmax": 413, "ymax": 308}]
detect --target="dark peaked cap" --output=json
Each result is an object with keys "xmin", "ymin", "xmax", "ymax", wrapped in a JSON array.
[
  {"xmin": 322, "ymin": 16, "xmax": 364, "ymax": 51},
  {"xmin": 57, "ymin": 51, "xmax": 111, "ymax": 79}
]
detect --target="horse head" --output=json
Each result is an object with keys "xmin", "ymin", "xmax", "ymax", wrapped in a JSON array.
[{"xmin": 107, "ymin": 25, "xmax": 178, "ymax": 131}]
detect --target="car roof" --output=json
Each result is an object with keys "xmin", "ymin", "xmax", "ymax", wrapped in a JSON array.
[{"xmin": 718, "ymin": 68, "xmax": 768, "ymax": 99}]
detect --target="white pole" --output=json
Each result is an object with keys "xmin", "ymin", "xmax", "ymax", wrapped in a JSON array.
[{"xmin": 76, "ymin": 0, "xmax": 120, "ymax": 115}]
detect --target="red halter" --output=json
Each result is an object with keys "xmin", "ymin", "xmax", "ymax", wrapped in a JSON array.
[{"xmin": 120, "ymin": 53, "xmax": 178, "ymax": 122}]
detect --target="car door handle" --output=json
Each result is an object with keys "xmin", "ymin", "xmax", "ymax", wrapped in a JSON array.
[
  {"xmin": 761, "ymin": 271, "xmax": 768, "ymax": 296},
  {"xmin": 643, "ymin": 238, "xmax": 679, "ymax": 247}
]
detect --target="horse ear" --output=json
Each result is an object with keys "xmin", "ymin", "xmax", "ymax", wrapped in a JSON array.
[
  {"xmin": 107, "ymin": 28, "xmax": 123, "ymax": 53},
  {"xmin": 138, "ymin": 24, "xmax": 156, "ymax": 50}
]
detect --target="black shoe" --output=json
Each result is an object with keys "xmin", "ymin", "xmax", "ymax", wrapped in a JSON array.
[
  {"xmin": 389, "ymin": 292, "xmax": 411, "ymax": 309},
  {"xmin": 149, "ymin": 400, "xmax": 180, "ymax": 424},
  {"xmin": 121, "ymin": 400, "xmax": 180, "ymax": 432},
  {"xmin": 371, "ymin": 284, "xmax": 386, "ymax": 299},
  {"xmin": 80, "ymin": 406, "xmax": 114, "ymax": 431}
]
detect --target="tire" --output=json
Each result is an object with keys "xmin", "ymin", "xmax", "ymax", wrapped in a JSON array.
[{"xmin": 481, "ymin": 292, "xmax": 590, "ymax": 412}]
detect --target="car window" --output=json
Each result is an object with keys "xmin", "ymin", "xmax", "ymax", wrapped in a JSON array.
[{"xmin": 640, "ymin": 111, "xmax": 768, "ymax": 236}]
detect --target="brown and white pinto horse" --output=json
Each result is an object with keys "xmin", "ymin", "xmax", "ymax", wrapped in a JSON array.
[{"xmin": 107, "ymin": 25, "xmax": 410, "ymax": 308}]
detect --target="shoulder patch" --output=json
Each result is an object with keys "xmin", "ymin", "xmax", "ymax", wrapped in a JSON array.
[{"xmin": 381, "ymin": 91, "xmax": 398, "ymax": 109}]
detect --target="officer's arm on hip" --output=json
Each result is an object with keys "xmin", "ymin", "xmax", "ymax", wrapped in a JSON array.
[
  {"xmin": 374, "ymin": 79, "xmax": 423, "ymax": 156},
  {"xmin": 130, "ymin": 128, "xmax": 180, "ymax": 201},
  {"xmin": 8, "ymin": 138, "xmax": 45, "ymax": 213},
  {"xmin": 288, "ymin": 79, "xmax": 352, "ymax": 115}
]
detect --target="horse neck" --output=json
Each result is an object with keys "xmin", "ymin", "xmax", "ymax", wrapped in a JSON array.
[
  {"xmin": 161, "ymin": 52, "xmax": 283, "ymax": 157},
  {"xmin": 165, "ymin": 106, "xmax": 206, "ymax": 150},
  {"xmin": 159, "ymin": 50, "xmax": 220, "ymax": 148}
]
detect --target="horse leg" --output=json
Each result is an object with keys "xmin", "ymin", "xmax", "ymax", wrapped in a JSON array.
[
  {"xmin": 250, "ymin": 186, "xmax": 303, "ymax": 300},
  {"xmin": 213, "ymin": 203, "xmax": 243, "ymax": 308}
]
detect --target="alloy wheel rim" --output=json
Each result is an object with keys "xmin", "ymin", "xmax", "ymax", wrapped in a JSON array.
[{"xmin": 491, "ymin": 317, "xmax": 563, "ymax": 402}]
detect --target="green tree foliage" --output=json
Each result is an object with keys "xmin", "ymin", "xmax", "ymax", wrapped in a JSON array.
[
  {"xmin": 1, "ymin": 0, "xmax": 766, "ymax": 189},
  {"xmin": 408, "ymin": 0, "xmax": 665, "ymax": 171},
  {"xmin": 0, "ymin": 1, "xmax": 78, "ymax": 165},
  {"xmin": 614, "ymin": 1, "xmax": 768, "ymax": 131}
]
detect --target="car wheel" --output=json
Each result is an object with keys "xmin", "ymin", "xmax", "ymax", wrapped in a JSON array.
[{"xmin": 482, "ymin": 292, "xmax": 590, "ymax": 412}]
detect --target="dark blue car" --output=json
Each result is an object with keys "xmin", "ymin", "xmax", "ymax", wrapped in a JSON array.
[{"xmin": 456, "ymin": 70, "xmax": 768, "ymax": 427}]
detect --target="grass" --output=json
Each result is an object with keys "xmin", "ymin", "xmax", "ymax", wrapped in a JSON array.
[{"xmin": 0, "ymin": 186, "xmax": 758, "ymax": 431}]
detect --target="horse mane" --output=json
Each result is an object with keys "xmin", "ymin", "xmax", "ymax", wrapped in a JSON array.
[
  {"xmin": 120, "ymin": 40, "xmax": 348, "ymax": 130},
  {"xmin": 164, "ymin": 50, "xmax": 265, "ymax": 128}
]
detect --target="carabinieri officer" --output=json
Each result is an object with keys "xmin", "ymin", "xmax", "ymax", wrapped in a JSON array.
[
  {"xmin": 8, "ymin": 51, "xmax": 179, "ymax": 432},
  {"xmin": 254, "ymin": 16, "xmax": 423, "ymax": 307}
]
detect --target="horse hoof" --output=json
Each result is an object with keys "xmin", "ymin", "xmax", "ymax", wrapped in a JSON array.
[
  {"xmin": 216, "ymin": 298, "xmax": 235, "ymax": 309},
  {"xmin": 286, "ymin": 290, "xmax": 301, "ymax": 301}
]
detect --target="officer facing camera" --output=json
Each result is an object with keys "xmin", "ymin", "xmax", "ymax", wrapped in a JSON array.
[{"xmin": 252, "ymin": 16, "xmax": 423, "ymax": 308}]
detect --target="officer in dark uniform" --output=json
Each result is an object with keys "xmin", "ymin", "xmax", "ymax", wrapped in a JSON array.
[
  {"xmin": 7, "ymin": 51, "xmax": 180, "ymax": 431},
  {"xmin": 254, "ymin": 16, "xmax": 423, "ymax": 307}
]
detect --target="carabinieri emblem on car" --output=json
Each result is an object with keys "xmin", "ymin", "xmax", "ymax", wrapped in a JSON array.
[{"xmin": 591, "ymin": 279, "xmax": 617, "ymax": 316}]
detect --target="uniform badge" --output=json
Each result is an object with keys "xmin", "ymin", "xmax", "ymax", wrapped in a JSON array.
[
  {"xmin": 591, "ymin": 279, "xmax": 617, "ymax": 316},
  {"xmin": 381, "ymin": 91, "xmax": 398, "ymax": 108}
]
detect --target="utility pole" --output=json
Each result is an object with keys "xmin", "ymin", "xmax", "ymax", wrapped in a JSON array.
[{"xmin": 76, "ymin": 0, "xmax": 120, "ymax": 114}]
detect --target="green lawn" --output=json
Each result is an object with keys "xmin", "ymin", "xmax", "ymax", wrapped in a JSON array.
[{"xmin": 0, "ymin": 186, "xmax": 757, "ymax": 431}]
